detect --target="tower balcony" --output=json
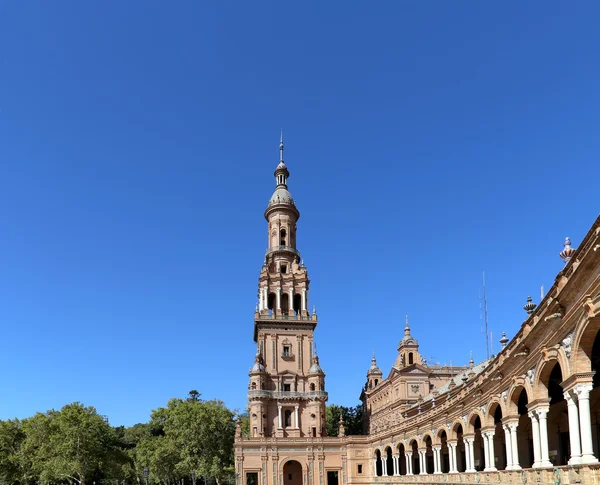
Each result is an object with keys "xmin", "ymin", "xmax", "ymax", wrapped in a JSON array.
[{"xmin": 264, "ymin": 245, "xmax": 301, "ymax": 260}]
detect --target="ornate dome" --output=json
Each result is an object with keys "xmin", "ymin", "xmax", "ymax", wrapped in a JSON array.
[
  {"xmin": 308, "ymin": 355, "xmax": 324, "ymax": 375},
  {"xmin": 269, "ymin": 187, "xmax": 295, "ymax": 206},
  {"xmin": 250, "ymin": 351, "xmax": 265, "ymax": 373}
]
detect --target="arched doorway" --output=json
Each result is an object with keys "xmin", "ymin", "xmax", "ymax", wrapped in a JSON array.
[
  {"xmin": 374, "ymin": 449, "xmax": 383, "ymax": 476},
  {"xmin": 283, "ymin": 460, "xmax": 302, "ymax": 485}
]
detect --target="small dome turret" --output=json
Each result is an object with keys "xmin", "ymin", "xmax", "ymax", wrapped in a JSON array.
[
  {"xmin": 367, "ymin": 352, "xmax": 382, "ymax": 376},
  {"xmin": 309, "ymin": 355, "xmax": 325, "ymax": 375},
  {"xmin": 249, "ymin": 348, "xmax": 265, "ymax": 374}
]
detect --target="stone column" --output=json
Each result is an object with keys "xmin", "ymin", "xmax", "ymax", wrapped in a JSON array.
[
  {"xmin": 575, "ymin": 384, "xmax": 598, "ymax": 463},
  {"xmin": 419, "ymin": 450, "xmax": 426, "ymax": 475},
  {"xmin": 393, "ymin": 456, "xmax": 399, "ymax": 476},
  {"xmin": 276, "ymin": 287, "xmax": 281, "ymax": 310},
  {"xmin": 529, "ymin": 411, "xmax": 542, "ymax": 468},
  {"xmin": 537, "ymin": 407, "xmax": 553, "ymax": 467},
  {"xmin": 482, "ymin": 432, "xmax": 491, "ymax": 471},
  {"xmin": 277, "ymin": 405, "xmax": 282, "ymax": 429},
  {"xmin": 289, "ymin": 287, "xmax": 294, "ymax": 315},
  {"xmin": 448, "ymin": 441, "xmax": 458, "ymax": 473},
  {"xmin": 565, "ymin": 390, "xmax": 582, "ymax": 465},
  {"xmin": 503, "ymin": 424, "xmax": 514, "ymax": 470},
  {"xmin": 432, "ymin": 447, "xmax": 441, "ymax": 474},
  {"xmin": 466, "ymin": 437, "xmax": 476, "ymax": 472},
  {"xmin": 405, "ymin": 454, "xmax": 412, "ymax": 475},
  {"xmin": 507, "ymin": 422, "xmax": 521, "ymax": 469},
  {"xmin": 294, "ymin": 405, "xmax": 299, "ymax": 429},
  {"xmin": 373, "ymin": 460, "xmax": 378, "ymax": 477},
  {"xmin": 488, "ymin": 431, "xmax": 497, "ymax": 471},
  {"xmin": 301, "ymin": 288, "xmax": 306, "ymax": 312}
]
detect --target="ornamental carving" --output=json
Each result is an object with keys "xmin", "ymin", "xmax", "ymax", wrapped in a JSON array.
[
  {"xmin": 526, "ymin": 366, "xmax": 536, "ymax": 385},
  {"xmin": 561, "ymin": 332, "xmax": 573, "ymax": 360}
]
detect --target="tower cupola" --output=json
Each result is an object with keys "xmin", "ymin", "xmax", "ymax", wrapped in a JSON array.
[
  {"xmin": 396, "ymin": 315, "xmax": 421, "ymax": 367},
  {"xmin": 366, "ymin": 352, "xmax": 383, "ymax": 389}
]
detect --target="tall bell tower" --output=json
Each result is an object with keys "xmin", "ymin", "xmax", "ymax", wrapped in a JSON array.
[{"xmin": 247, "ymin": 135, "xmax": 327, "ymax": 439}]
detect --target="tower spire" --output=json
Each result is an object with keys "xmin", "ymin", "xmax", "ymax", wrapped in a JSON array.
[{"xmin": 405, "ymin": 315, "xmax": 410, "ymax": 336}]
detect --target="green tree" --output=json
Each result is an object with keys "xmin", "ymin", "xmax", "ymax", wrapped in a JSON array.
[
  {"xmin": 0, "ymin": 418, "xmax": 29, "ymax": 485},
  {"xmin": 22, "ymin": 403, "xmax": 123, "ymax": 485},
  {"xmin": 148, "ymin": 398, "xmax": 236, "ymax": 485},
  {"xmin": 237, "ymin": 411, "xmax": 250, "ymax": 438},
  {"xmin": 325, "ymin": 404, "xmax": 364, "ymax": 437}
]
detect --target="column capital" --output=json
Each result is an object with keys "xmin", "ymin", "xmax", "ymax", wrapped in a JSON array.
[
  {"xmin": 447, "ymin": 439, "xmax": 458, "ymax": 446},
  {"xmin": 574, "ymin": 383, "xmax": 594, "ymax": 398},
  {"xmin": 505, "ymin": 421, "xmax": 519, "ymax": 432},
  {"xmin": 527, "ymin": 398, "xmax": 551, "ymax": 414},
  {"xmin": 560, "ymin": 372, "xmax": 595, "ymax": 393}
]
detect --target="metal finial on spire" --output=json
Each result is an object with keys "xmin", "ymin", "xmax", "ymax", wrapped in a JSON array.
[
  {"xmin": 499, "ymin": 332, "xmax": 509, "ymax": 348},
  {"xmin": 469, "ymin": 351, "xmax": 474, "ymax": 367},
  {"xmin": 279, "ymin": 129, "xmax": 284, "ymax": 162},
  {"xmin": 404, "ymin": 315, "xmax": 411, "ymax": 336}
]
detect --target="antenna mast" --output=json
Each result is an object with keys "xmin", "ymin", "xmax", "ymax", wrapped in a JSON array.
[{"xmin": 483, "ymin": 271, "xmax": 490, "ymax": 360}]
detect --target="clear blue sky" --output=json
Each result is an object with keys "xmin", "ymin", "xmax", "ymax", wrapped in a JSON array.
[{"xmin": 1, "ymin": 2, "xmax": 599, "ymax": 427}]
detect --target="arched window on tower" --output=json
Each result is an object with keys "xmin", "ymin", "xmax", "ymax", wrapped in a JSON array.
[
  {"xmin": 284, "ymin": 410, "xmax": 292, "ymax": 428},
  {"xmin": 409, "ymin": 353, "xmax": 414, "ymax": 365},
  {"xmin": 280, "ymin": 229, "xmax": 287, "ymax": 246},
  {"xmin": 251, "ymin": 382, "xmax": 257, "ymax": 390},
  {"xmin": 293, "ymin": 294, "xmax": 302, "ymax": 314},
  {"xmin": 268, "ymin": 293, "xmax": 276, "ymax": 314},
  {"xmin": 310, "ymin": 383, "xmax": 315, "ymax": 391}
]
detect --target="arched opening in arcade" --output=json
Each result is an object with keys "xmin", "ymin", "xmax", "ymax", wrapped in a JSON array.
[
  {"xmin": 572, "ymin": 316, "xmax": 600, "ymax": 461},
  {"xmin": 509, "ymin": 387, "xmax": 535, "ymax": 469},
  {"xmin": 488, "ymin": 402, "xmax": 507, "ymax": 470},
  {"xmin": 537, "ymin": 360, "xmax": 569, "ymax": 466},
  {"xmin": 424, "ymin": 435, "xmax": 434, "ymax": 474},
  {"xmin": 410, "ymin": 440, "xmax": 420, "ymax": 475},
  {"xmin": 452, "ymin": 423, "xmax": 466, "ymax": 472},
  {"xmin": 397, "ymin": 443, "xmax": 407, "ymax": 475},
  {"xmin": 438, "ymin": 430, "xmax": 450, "ymax": 473},
  {"xmin": 374, "ymin": 449, "xmax": 383, "ymax": 477},
  {"xmin": 469, "ymin": 414, "xmax": 485, "ymax": 471},
  {"xmin": 385, "ymin": 446, "xmax": 394, "ymax": 476},
  {"xmin": 268, "ymin": 293, "xmax": 276, "ymax": 313},
  {"xmin": 283, "ymin": 460, "xmax": 302, "ymax": 485}
]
